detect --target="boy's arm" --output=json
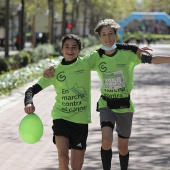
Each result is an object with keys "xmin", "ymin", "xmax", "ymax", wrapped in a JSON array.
[
  {"xmin": 24, "ymin": 84, "xmax": 42, "ymax": 114},
  {"xmin": 44, "ymin": 44, "xmax": 153, "ymax": 78},
  {"xmin": 116, "ymin": 43, "xmax": 153, "ymax": 59},
  {"xmin": 151, "ymin": 55, "xmax": 170, "ymax": 64},
  {"xmin": 141, "ymin": 54, "xmax": 170, "ymax": 64},
  {"xmin": 116, "ymin": 43, "xmax": 138, "ymax": 53}
]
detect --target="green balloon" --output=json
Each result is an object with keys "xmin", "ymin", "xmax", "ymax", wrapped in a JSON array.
[{"xmin": 19, "ymin": 113, "xmax": 43, "ymax": 144}]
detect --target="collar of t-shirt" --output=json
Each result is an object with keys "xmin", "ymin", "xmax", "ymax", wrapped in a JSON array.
[
  {"xmin": 104, "ymin": 49, "xmax": 118, "ymax": 57},
  {"xmin": 61, "ymin": 58, "xmax": 77, "ymax": 65}
]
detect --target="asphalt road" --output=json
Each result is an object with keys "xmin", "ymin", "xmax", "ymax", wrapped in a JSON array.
[{"xmin": 0, "ymin": 44, "xmax": 170, "ymax": 170}]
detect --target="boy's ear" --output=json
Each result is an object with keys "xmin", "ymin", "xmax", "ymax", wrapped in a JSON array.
[
  {"xmin": 98, "ymin": 36, "xmax": 101, "ymax": 43},
  {"xmin": 77, "ymin": 50, "xmax": 80, "ymax": 54}
]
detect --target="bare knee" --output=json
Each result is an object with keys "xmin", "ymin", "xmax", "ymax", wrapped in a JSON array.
[
  {"xmin": 118, "ymin": 144, "xmax": 128, "ymax": 155},
  {"xmin": 71, "ymin": 164, "xmax": 83, "ymax": 170},
  {"xmin": 59, "ymin": 152, "xmax": 69, "ymax": 161},
  {"xmin": 118, "ymin": 138, "xmax": 129, "ymax": 155},
  {"xmin": 58, "ymin": 152, "xmax": 69, "ymax": 169},
  {"xmin": 102, "ymin": 137, "xmax": 113, "ymax": 150},
  {"xmin": 71, "ymin": 158, "xmax": 84, "ymax": 170},
  {"xmin": 101, "ymin": 126, "xmax": 113, "ymax": 150},
  {"xmin": 71, "ymin": 149, "xmax": 85, "ymax": 170}
]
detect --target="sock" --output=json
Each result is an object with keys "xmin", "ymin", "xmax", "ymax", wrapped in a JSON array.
[
  {"xmin": 101, "ymin": 147, "xmax": 112, "ymax": 170},
  {"xmin": 119, "ymin": 152, "xmax": 129, "ymax": 170}
]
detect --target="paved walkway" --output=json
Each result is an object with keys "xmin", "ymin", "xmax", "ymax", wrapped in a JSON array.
[{"xmin": 0, "ymin": 44, "xmax": 170, "ymax": 170}]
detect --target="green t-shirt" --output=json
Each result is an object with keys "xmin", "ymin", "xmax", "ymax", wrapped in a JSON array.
[
  {"xmin": 83, "ymin": 50, "xmax": 141, "ymax": 113},
  {"xmin": 37, "ymin": 58, "xmax": 91, "ymax": 124}
]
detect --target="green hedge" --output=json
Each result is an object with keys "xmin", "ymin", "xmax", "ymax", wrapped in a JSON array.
[
  {"xmin": 0, "ymin": 58, "xmax": 61, "ymax": 96},
  {"xmin": 0, "ymin": 44, "xmax": 55, "ymax": 74}
]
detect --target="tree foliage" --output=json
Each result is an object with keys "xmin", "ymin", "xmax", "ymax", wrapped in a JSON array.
[
  {"xmin": 9, "ymin": 0, "xmax": 170, "ymax": 23},
  {"xmin": 134, "ymin": 0, "xmax": 170, "ymax": 15}
]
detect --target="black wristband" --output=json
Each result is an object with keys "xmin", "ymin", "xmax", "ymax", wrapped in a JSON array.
[{"xmin": 141, "ymin": 54, "xmax": 152, "ymax": 64}]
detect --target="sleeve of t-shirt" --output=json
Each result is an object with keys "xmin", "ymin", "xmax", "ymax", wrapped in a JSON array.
[
  {"xmin": 37, "ymin": 76, "xmax": 53, "ymax": 89},
  {"xmin": 24, "ymin": 84, "xmax": 42, "ymax": 106},
  {"xmin": 129, "ymin": 51, "xmax": 141, "ymax": 66},
  {"xmin": 81, "ymin": 51, "xmax": 100, "ymax": 69},
  {"xmin": 116, "ymin": 43, "xmax": 138, "ymax": 54},
  {"xmin": 24, "ymin": 77, "xmax": 53, "ymax": 106}
]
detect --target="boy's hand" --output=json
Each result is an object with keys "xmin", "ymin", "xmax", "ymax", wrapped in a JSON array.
[
  {"xmin": 43, "ymin": 66, "xmax": 55, "ymax": 78},
  {"xmin": 136, "ymin": 47, "xmax": 153, "ymax": 59},
  {"xmin": 24, "ymin": 104, "xmax": 35, "ymax": 114}
]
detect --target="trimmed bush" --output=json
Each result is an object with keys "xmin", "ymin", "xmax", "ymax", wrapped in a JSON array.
[{"xmin": 0, "ymin": 58, "xmax": 9, "ymax": 74}]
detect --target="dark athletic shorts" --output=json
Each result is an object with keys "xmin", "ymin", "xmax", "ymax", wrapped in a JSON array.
[
  {"xmin": 52, "ymin": 119, "xmax": 88, "ymax": 150},
  {"xmin": 99, "ymin": 108, "xmax": 133, "ymax": 138}
]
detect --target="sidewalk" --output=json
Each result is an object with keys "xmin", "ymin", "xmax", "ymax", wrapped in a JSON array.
[{"xmin": 0, "ymin": 44, "xmax": 170, "ymax": 170}]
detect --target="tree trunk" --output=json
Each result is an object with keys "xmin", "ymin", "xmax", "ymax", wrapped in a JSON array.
[
  {"xmin": 5, "ymin": 0, "xmax": 9, "ymax": 58},
  {"xmin": 62, "ymin": 0, "xmax": 67, "ymax": 37}
]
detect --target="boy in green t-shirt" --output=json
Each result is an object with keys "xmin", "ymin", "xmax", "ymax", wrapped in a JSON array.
[
  {"xmin": 44, "ymin": 19, "xmax": 170, "ymax": 170},
  {"xmin": 89, "ymin": 19, "xmax": 170, "ymax": 170},
  {"xmin": 24, "ymin": 34, "xmax": 91, "ymax": 170}
]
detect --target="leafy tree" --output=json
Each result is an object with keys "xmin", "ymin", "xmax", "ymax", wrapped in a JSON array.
[
  {"xmin": 134, "ymin": 0, "xmax": 170, "ymax": 15},
  {"xmin": 8, "ymin": 0, "xmax": 170, "ymax": 41}
]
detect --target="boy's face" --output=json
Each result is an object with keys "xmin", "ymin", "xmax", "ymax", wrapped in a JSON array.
[
  {"xmin": 61, "ymin": 39, "xmax": 80, "ymax": 61},
  {"xmin": 98, "ymin": 26, "xmax": 117, "ymax": 47}
]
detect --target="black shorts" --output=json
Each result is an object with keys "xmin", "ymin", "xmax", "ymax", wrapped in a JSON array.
[{"xmin": 52, "ymin": 119, "xmax": 88, "ymax": 150}]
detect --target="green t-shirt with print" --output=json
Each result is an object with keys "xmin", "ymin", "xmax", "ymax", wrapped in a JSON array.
[
  {"xmin": 37, "ymin": 58, "xmax": 91, "ymax": 124},
  {"xmin": 82, "ymin": 49, "xmax": 141, "ymax": 113}
]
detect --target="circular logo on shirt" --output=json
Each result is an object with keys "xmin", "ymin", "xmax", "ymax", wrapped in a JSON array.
[
  {"xmin": 99, "ymin": 62, "xmax": 107, "ymax": 72},
  {"xmin": 57, "ymin": 71, "xmax": 66, "ymax": 82}
]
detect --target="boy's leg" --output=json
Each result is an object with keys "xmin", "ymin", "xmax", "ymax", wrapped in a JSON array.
[
  {"xmin": 101, "ymin": 126, "xmax": 113, "ymax": 170},
  {"xmin": 100, "ymin": 108, "xmax": 115, "ymax": 170},
  {"xmin": 70, "ymin": 123, "xmax": 88, "ymax": 170},
  {"xmin": 101, "ymin": 148, "xmax": 112, "ymax": 170},
  {"xmin": 55, "ymin": 136, "xmax": 69, "ymax": 170},
  {"xmin": 71, "ymin": 149, "xmax": 85, "ymax": 170},
  {"xmin": 115, "ymin": 112, "xmax": 133, "ymax": 170},
  {"xmin": 118, "ymin": 137, "xmax": 129, "ymax": 170}
]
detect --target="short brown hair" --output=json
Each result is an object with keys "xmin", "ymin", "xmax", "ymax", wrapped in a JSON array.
[
  {"xmin": 94, "ymin": 19, "xmax": 121, "ymax": 35},
  {"xmin": 61, "ymin": 34, "xmax": 82, "ymax": 50}
]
